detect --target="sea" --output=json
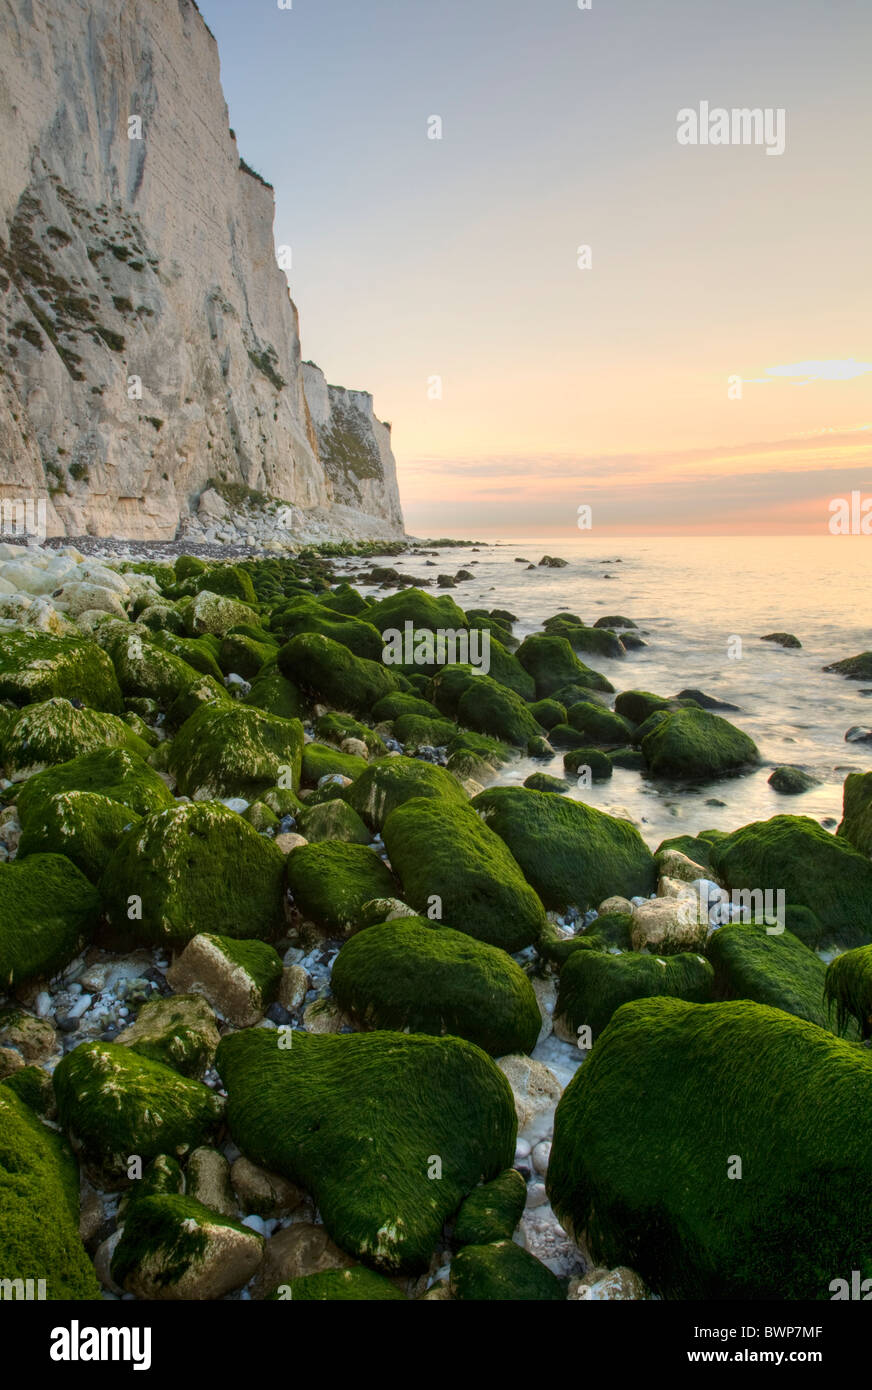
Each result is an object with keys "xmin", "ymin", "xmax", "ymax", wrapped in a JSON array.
[{"xmin": 343, "ymin": 534, "xmax": 872, "ymax": 854}]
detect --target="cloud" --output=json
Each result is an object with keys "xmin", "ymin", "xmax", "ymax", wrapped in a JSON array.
[{"xmin": 744, "ymin": 359, "xmax": 872, "ymax": 385}]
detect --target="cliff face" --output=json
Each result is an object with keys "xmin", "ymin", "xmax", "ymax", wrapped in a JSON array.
[{"xmin": 0, "ymin": 0, "xmax": 404, "ymax": 542}]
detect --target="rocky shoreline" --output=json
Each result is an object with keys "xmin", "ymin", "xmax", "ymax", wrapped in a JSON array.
[{"xmin": 1, "ymin": 540, "xmax": 871, "ymax": 1301}]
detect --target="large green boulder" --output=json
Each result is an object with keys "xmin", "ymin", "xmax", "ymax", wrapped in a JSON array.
[
  {"xmin": 555, "ymin": 949, "xmax": 713, "ymax": 1042},
  {"xmin": 274, "ymin": 598, "xmax": 384, "ymax": 661},
  {"xmin": 343, "ymin": 755, "xmax": 467, "ymax": 830},
  {"xmin": 838, "ymin": 771, "xmax": 872, "ymax": 858},
  {"xmin": 100, "ymin": 802, "xmax": 287, "ymax": 947},
  {"xmin": 641, "ymin": 707, "xmax": 759, "ymax": 780},
  {"xmin": 301, "ymin": 742, "xmax": 367, "ymax": 786},
  {"xmin": 150, "ymin": 630, "xmax": 224, "ymax": 682},
  {"xmin": 450, "ymin": 1240, "xmax": 564, "ymax": 1301},
  {"xmin": 613, "ymin": 690, "xmax": 672, "ymax": 724},
  {"xmin": 541, "ymin": 618, "xmax": 625, "ymax": 661},
  {"xmin": 566, "ymin": 700, "xmax": 633, "ymax": 745},
  {"xmin": 169, "ymin": 701, "xmax": 304, "ymax": 799},
  {"xmin": 297, "ymin": 798, "xmax": 370, "ymax": 844},
  {"xmin": 17, "ymin": 790, "xmax": 140, "ymax": 882},
  {"xmin": 0, "ymin": 630, "xmax": 122, "ymax": 712},
  {"xmin": 111, "ymin": 1193, "xmax": 263, "ymax": 1300},
  {"xmin": 825, "ymin": 945, "xmax": 872, "ymax": 1039},
  {"xmin": 15, "ymin": 747, "xmax": 174, "ymax": 828},
  {"xmin": 193, "ymin": 564, "xmax": 257, "ymax": 606},
  {"xmin": 218, "ymin": 632, "xmax": 275, "ymax": 680},
  {"xmin": 516, "ymin": 634, "xmax": 613, "ymax": 698},
  {"xmin": 455, "ymin": 674, "xmax": 542, "ymax": 748},
  {"xmin": 0, "ymin": 854, "xmax": 99, "ymax": 988},
  {"xmin": 183, "ymin": 590, "xmax": 258, "ymax": 638},
  {"xmin": 0, "ymin": 1087, "xmax": 100, "ymax": 1299},
  {"xmin": 548, "ymin": 997, "xmax": 872, "ymax": 1299},
  {"xmin": 710, "ymin": 815, "xmax": 872, "ymax": 949},
  {"xmin": 453, "ymin": 1168, "xmax": 527, "ymax": 1245},
  {"xmin": 215, "ymin": 1028, "xmax": 516, "ymax": 1272},
  {"xmin": 382, "ymin": 797, "xmax": 546, "ymax": 953},
  {"xmin": 285, "ymin": 841, "xmax": 396, "ymax": 935},
  {"xmin": 105, "ymin": 630, "xmax": 200, "ymax": 704},
  {"xmin": 1, "ymin": 699, "xmax": 149, "ymax": 780},
  {"xmin": 473, "ymin": 786, "xmax": 656, "ymax": 911},
  {"xmin": 116, "ymin": 994, "xmax": 221, "ymax": 1079},
  {"xmin": 54, "ymin": 1042, "xmax": 223, "ymax": 1184},
  {"xmin": 331, "ymin": 918, "xmax": 542, "ymax": 1054},
  {"xmin": 271, "ymin": 1266, "xmax": 405, "ymax": 1301},
  {"xmin": 278, "ymin": 632, "xmax": 404, "ymax": 714},
  {"xmin": 315, "ymin": 712, "xmax": 387, "ymax": 756},
  {"xmin": 364, "ymin": 587, "xmax": 468, "ymax": 636},
  {"xmin": 708, "ymin": 923, "xmax": 842, "ymax": 1032}
]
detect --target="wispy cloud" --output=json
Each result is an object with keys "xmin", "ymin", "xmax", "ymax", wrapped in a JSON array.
[{"xmin": 745, "ymin": 359, "xmax": 872, "ymax": 385}]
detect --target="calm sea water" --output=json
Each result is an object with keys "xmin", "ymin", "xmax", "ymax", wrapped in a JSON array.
[{"xmin": 346, "ymin": 535, "xmax": 872, "ymax": 852}]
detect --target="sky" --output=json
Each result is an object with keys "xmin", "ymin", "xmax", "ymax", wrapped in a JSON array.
[{"xmin": 198, "ymin": 0, "xmax": 871, "ymax": 537}]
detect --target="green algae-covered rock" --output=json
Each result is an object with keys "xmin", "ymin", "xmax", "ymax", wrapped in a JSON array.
[
  {"xmin": 16, "ymin": 747, "xmax": 174, "ymax": 828},
  {"xmin": 101, "ymin": 801, "xmax": 287, "ymax": 948},
  {"xmin": 150, "ymin": 630, "xmax": 225, "ymax": 681},
  {"xmin": 655, "ymin": 832, "xmax": 717, "ymax": 872},
  {"xmin": 566, "ymin": 700, "xmax": 633, "ymax": 745},
  {"xmin": 184, "ymin": 590, "xmax": 258, "ymax": 638},
  {"xmin": 393, "ymin": 712, "xmax": 458, "ymax": 749},
  {"xmin": 105, "ymin": 631, "xmax": 200, "ymax": 704},
  {"xmin": 54, "ymin": 1041, "xmax": 223, "ymax": 1183},
  {"xmin": 382, "ymin": 797, "xmax": 546, "ymax": 953},
  {"xmin": 641, "ymin": 707, "xmax": 759, "ymax": 780},
  {"xmin": 319, "ymin": 584, "xmax": 369, "ymax": 617},
  {"xmin": 539, "ymin": 911, "xmax": 635, "ymax": 967},
  {"xmin": 524, "ymin": 772, "xmax": 570, "ymax": 793},
  {"xmin": 244, "ymin": 666, "xmax": 307, "ymax": 721},
  {"xmin": 825, "ymin": 944, "xmax": 872, "ymax": 1039},
  {"xmin": 165, "ymin": 675, "xmax": 230, "ymax": 730},
  {"xmin": 111, "ymin": 1193, "xmax": 263, "ymax": 1299},
  {"xmin": 768, "ymin": 765, "xmax": 819, "ymax": 795},
  {"xmin": 301, "ymin": 742, "xmax": 367, "ymax": 786},
  {"xmin": 315, "ymin": 711, "xmax": 387, "ymax": 756},
  {"xmin": 450, "ymin": 1240, "xmax": 564, "ymax": 1301},
  {"xmin": 473, "ymin": 786, "xmax": 656, "ymax": 912},
  {"xmin": 17, "ymin": 790, "xmax": 140, "ymax": 882},
  {"xmin": 516, "ymin": 634, "xmax": 613, "ymax": 698},
  {"xmin": 272, "ymin": 1266, "xmax": 405, "ymax": 1301},
  {"xmin": 343, "ymin": 754, "xmax": 467, "ymax": 830},
  {"xmin": 0, "ymin": 1064, "xmax": 55, "ymax": 1116},
  {"xmin": 166, "ymin": 934, "xmax": 282, "ymax": 1028},
  {"xmin": 453, "ymin": 1168, "xmax": 527, "ymax": 1245},
  {"xmin": 710, "ymin": 814, "xmax": 872, "ymax": 949},
  {"xmin": 218, "ymin": 632, "xmax": 275, "ymax": 680},
  {"xmin": 456, "ymin": 674, "xmax": 542, "ymax": 748},
  {"xmin": 0, "ymin": 854, "xmax": 99, "ymax": 988},
  {"xmin": 0, "ymin": 630, "xmax": 122, "ymax": 712},
  {"xmin": 708, "ymin": 923, "xmax": 841, "ymax": 1032},
  {"xmin": 1, "ymin": 698, "xmax": 149, "ymax": 780},
  {"xmin": 285, "ymin": 841, "xmax": 396, "ymax": 935},
  {"xmin": 371, "ymin": 691, "xmax": 442, "ymax": 723},
  {"xmin": 365, "ymin": 586, "xmax": 469, "ymax": 636},
  {"xmin": 0, "ymin": 1087, "xmax": 100, "ymax": 1299},
  {"xmin": 613, "ymin": 690, "xmax": 672, "ymax": 724},
  {"xmin": 216, "ymin": 1028, "xmax": 516, "ymax": 1272},
  {"xmin": 838, "ymin": 771, "xmax": 872, "ymax": 857},
  {"xmin": 169, "ymin": 701, "xmax": 304, "ymax": 799},
  {"xmin": 331, "ymin": 918, "xmax": 542, "ymax": 1055},
  {"xmin": 274, "ymin": 598, "xmax": 384, "ymax": 661},
  {"xmin": 541, "ymin": 618, "xmax": 626, "ymax": 661},
  {"xmin": 116, "ymin": 994, "xmax": 221, "ymax": 1079},
  {"xmin": 297, "ymin": 798, "xmax": 371, "ymax": 845},
  {"xmin": 548, "ymin": 997, "xmax": 872, "ymax": 1299},
  {"xmin": 562, "ymin": 747, "xmax": 613, "ymax": 782},
  {"xmin": 174, "ymin": 555, "xmax": 208, "ymax": 581},
  {"xmin": 555, "ymin": 948, "xmax": 713, "ymax": 1042},
  {"xmin": 193, "ymin": 564, "xmax": 257, "ymax": 606},
  {"xmin": 278, "ymin": 632, "xmax": 405, "ymax": 714},
  {"xmin": 527, "ymin": 698, "xmax": 567, "ymax": 731}
]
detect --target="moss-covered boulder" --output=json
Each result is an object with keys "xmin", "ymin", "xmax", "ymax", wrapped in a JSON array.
[
  {"xmin": 371, "ymin": 691, "xmax": 443, "ymax": 723},
  {"xmin": 0, "ymin": 1087, "xmax": 100, "ymax": 1299},
  {"xmin": 383, "ymin": 797, "xmax": 546, "ymax": 953},
  {"xmin": 823, "ymin": 652, "xmax": 872, "ymax": 681},
  {"xmin": 16, "ymin": 747, "xmax": 174, "ymax": 828},
  {"xmin": 562, "ymin": 747, "xmax": 613, "ymax": 781},
  {"xmin": 271, "ymin": 1266, "xmax": 405, "ymax": 1300},
  {"xmin": 566, "ymin": 700, "xmax": 633, "ymax": 745},
  {"xmin": 165, "ymin": 675, "xmax": 230, "ymax": 730},
  {"xmin": 301, "ymin": 742, "xmax": 367, "ymax": 786},
  {"xmin": 516, "ymin": 634, "xmax": 613, "ymax": 698},
  {"xmin": 331, "ymin": 918, "xmax": 542, "ymax": 1054},
  {"xmin": 825, "ymin": 945, "xmax": 872, "ymax": 1039},
  {"xmin": 274, "ymin": 598, "xmax": 384, "ymax": 661},
  {"xmin": 297, "ymin": 798, "xmax": 371, "ymax": 845},
  {"xmin": 1, "ymin": 699, "xmax": 149, "ymax": 780},
  {"xmin": 0, "ymin": 854, "xmax": 99, "ymax": 988},
  {"xmin": 527, "ymin": 698, "xmax": 567, "ymax": 730},
  {"xmin": 184, "ymin": 590, "xmax": 258, "ymax": 638},
  {"xmin": 0, "ymin": 630, "xmax": 122, "ymax": 712},
  {"xmin": 244, "ymin": 666, "xmax": 307, "ymax": 721},
  {"xmin": 169, "ymin": 701, "xmax": 304, "ymax": 799},
  {"xmin": 194, "ymin": 564, "xmax": 258, "ymax": 606},
  {"xmin": 708, "ymin": 923, "xmax": 841, "ymax": 1032},
  {"xmin": 453, "ymin": 1168, "xmax": 527, "ymax": 1245},
  {"xmin": 343, "ymin": 754, "xmax": 467, "ymax": 830},
  {"xmin": 641, "ymin": 707, "xmax": 759, "ymax": 780},
  {"xmin": 555, "ymin": 949, "xmax": 713, "ymax": 1042},
  {"xmin": 216, "ymin": 1028, "xmax": 516, "ymax": 1272},
  {"xmin": 105, "ymin": 631, "xmax": 200, "ymax": 705},
  {"xmin": 393, "ymin": 712, "xmax": 458, "ymax": 749},
  {"xmin": 100, "ymin": 802, "xmax": 287, "ymax": 947},
  {"xmin": 473, "ymin": 787, "xmax": 656, "ymax": 912},
  {"xmin": 710, "ymin": 815, "xmax": 872, "ymax": 949},
  {"xmin": 542, "ymin": 618, "xmax": 626, "ymax": 661},
  {"xmin": 450, "ymin": 1240, "xmax": 564, "ymax": 1301},
  {"xmin": 111, "ymin": 1193, "xmax": 263, "ymax": 1299},
  {"xmin": 548, "ymin": 997, "xmax": 872, "ymax": 1299},
  {"xmin": 285, "ymin": 841, "xmax": 396, "ymax": 935},
  {"xmin": 151, "ymin": 630, "xmax": 225, "ymax": 682},
  {"xmin": 218, "ymin": 632, "xmax": 275, "ymax": 680},
  {"xmin": 54, "ymin": 1041, "xmax": 224, "ymax": 1183},
  {"xmin": 838, "ymin": 771, "xmax": 872, "ymax": 858},
  {"xmin": 116, "ymin": 994, "xmax": 221, "ymax": 1079},
  {"xmin": 613, "ymin": 690, "xmax": 672, "ymax": 724},
  {"xmin": 315, "ymin": 712, "xmax": 387, "ymax": 756},
  {"xmin": 365, "ymin": 587, "xmax": 469, "ymax": 636},
  {"xmin": 524, "ymin": 772, "xmax": 569, "ymax": 793},
  {"xmin": 278, "ymin": 632, "xmax": 404, "ymax": 714},
  {"xmin": 17, "ymin": 790, "xmax": 140, "ymax": 882},
  {"xmin": 166, "ymin": 934, "xmax": 283, "ymax": 1028}
]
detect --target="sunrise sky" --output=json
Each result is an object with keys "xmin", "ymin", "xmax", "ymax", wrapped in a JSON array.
[{"xmin": 199, "ymin": 0, "xmax": 871, "ymax": 536}]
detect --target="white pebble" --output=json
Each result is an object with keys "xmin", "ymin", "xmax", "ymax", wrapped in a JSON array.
[
  {"xmin": 514, "ymin": 1138, "xmax": 532, "ymax": 1161},
  {"xmin": 532, "ymin": 1141, "xmax": 551, "ymax": 1176},
  {"xmin": 241, "ymin": 1215, "xmax": 268, "ymax": 1236},
  {"xmin": 527, "ymin": 1182, "xmax": 548, "ymax": 1209}
]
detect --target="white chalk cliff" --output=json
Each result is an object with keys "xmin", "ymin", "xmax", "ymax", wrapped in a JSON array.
[{"xmin": 0, "ymin": 0, "xmax": 405, "ymax": 543}]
